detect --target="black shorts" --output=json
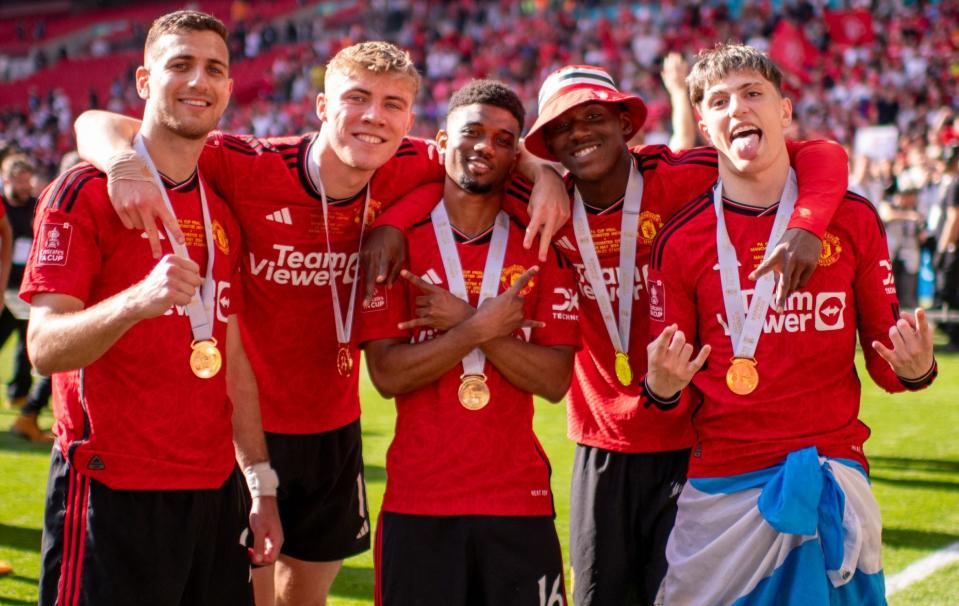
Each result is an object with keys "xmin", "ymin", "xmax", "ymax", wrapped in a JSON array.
[
  {"xmin": 376, "ymin": 512, "xmax": 567, "ymax": 606},
  {"xmin": 39, "ymin": 446, "xmax": 252, "ymax": 606},
  {"xmin": 569, "ymin": 445, "xmax": 689, "ymax": 606},
  {"xmin": 267, "ymin": 418, "xmax": 370, "ymax": 562}
]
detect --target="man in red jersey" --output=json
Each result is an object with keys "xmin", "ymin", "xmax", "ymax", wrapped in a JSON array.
[
  {"xmin": 647, "ymin": 44, "xmax": 936, "ymax": 605},
  {"xmin": 21, "ymin": 11, "xmax": 281, "ymax": 606},
  {"xmin": 73, "ymin": 41, "xmax": 568, "ymax": 606},
  {"xmin": 516, "ymin": 63, "xmax": 849, "ymax": 606},
  {"xmin": 360, "ymin": 80, "xmax": 579, "ymax": 606}
]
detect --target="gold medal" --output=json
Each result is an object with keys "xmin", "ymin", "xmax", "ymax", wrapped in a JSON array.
[
  {"xmin": 614, "ymin": 351, "xmax": 633, "ymax": 386},
  {"xmin": 190, "ymin": 338, "xmax": 222, "ymax": 379},
  {"xmin": 458, "ymin": 374, "xmax": 491, "ymax": 411},
  {"xmin": 726, "ymin": 358, "xmax": 759, "ymax": 395},
  {"xmin": 337, "ymin": 344, "xmax": 353, "ymax": 377}
]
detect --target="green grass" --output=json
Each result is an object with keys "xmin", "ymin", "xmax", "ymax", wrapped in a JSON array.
[{"xmin": 1, "ymin": 348, "xmax": 958, "ymax": 605}]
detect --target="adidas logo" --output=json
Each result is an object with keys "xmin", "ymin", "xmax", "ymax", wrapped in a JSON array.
[
  {"xmin": 421, "ymin": 268, "xmax": 443, "ymax": 285},
  {"xmin": 356, "ymin": 519, "xmax": 370, "ymax": 540},
  {"xmin": 556, "ymin": 236, "xmax": 575, "ymax": 251},
  {"xmin": 87, "ymin": 455, "xmax": 105, "ymax": 471},
  {"xmin": 140, "ymin": 231, "xmax": 166, "ymax": 240},
  {"xmin": 265, "ymin": 208, "xmax": 293, "ymax": 225}
]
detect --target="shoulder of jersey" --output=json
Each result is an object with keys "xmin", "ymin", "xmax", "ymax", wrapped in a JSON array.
[
  {"xmin": 630, "ymin": 145, "xmax": 718, "ymax": 175},
  {"xmin": 41, "ymin": 162, "xmax": 106, "ymax": 213},
  {"xmin": 395, "ymin": 136, "xmax": 431, "ymax": 159},
  {"xmin": 837, "ymin": 190, "xmax": 885, "ymax": 237},
  {"xmin": 211, "ymin": 132, "xmax": 307, "ymax": 158},
  {"xmin": 649, "ymin": 189, "xmax": 713, "ymax": 270}
]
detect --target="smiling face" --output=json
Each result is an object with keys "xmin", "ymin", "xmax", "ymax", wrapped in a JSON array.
[
  {"xmin": 541, "ymin": 102, "xmax": 632, "ymax": 183},
  {"xmin": 316, "ymin": 68, "xmax": 416, "ymax": 172},
  {"xmin": 438, "ymin": 103, "xmax": 520, "ymax": 195},
  {"xmin": 696, "ymin": 69, "xmax": 792, "ymax": 176},
  {"xmin": 136, "ymin": 29, "xmax": 232, "ymax": 140}
]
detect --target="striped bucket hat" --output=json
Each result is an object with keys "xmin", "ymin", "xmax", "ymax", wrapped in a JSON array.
[{"xmin": 525, "ymin": 65, "xmax": 647, "ymax": 161}]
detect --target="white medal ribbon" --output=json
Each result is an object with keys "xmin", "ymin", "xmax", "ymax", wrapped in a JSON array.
[
  {"xmin": 571, "ymin": 158, "xmax": 644, "ymax": 356},
  {"xmin": 133, "ymin": 133, "xmax": 215, "ymax": 341},
  {"xmin": 431, "ymin": 201, "xmax": 510, "ymax": 376},
  {"xmin": 714, "ymin": 168, "xmax": 797, "ymax": 359},
  {"xmin": 306, "ymin": 140, "xmax": 370, "ymax": 346}
]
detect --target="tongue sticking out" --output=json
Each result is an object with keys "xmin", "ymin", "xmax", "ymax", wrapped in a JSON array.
[{"xmin": 731, "ymin": 132, "xmax": 761, "ymax": 160}]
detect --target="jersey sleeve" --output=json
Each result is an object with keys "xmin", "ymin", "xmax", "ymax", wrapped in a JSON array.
[
  {"xmin": 198, "ymin": 131, "xmax": 244, "ymax": 202},
  {"xmin": 529, "ymin": 248, "xmax": 580, "ymax": 348},
  {"xmin": 638, "ymin": 144, "xmax": 720, "ymax": 217},
  {"xmin": 20, "ymin": 180, "xmax": 103, "ymax": 304},
  {"xmin": 784, "ymin": 139, "xmax": 848, "ymax": 238},
  {"xmin": 850, "ymin": 193, "xmax": 935, "ymax": 393},
  {"xmin": 646, "ymin": 211, "xmax": 703, "ymax": 409},
  {"xmin": 357, "ymin": 274, "xmax": 411, "ymax": 346},
  {"xmin": 372, "ymin": 182, "xmax": 443, "ymax": 232},
  {"xmin": 370, "ymin": 138, "xmax": 446, "ymax": 230}
]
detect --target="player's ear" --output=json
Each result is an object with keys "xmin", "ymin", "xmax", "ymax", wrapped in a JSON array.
[
  {"xmin": 780, "ymin": 96, "xmax": 793, "ymax": 128},
  {"xmin": 696, "ymin": 110, "xmax": 712, "ymax": 146},
  {"xmin": 435, "ymin": 129, "xmax": 449, "ymax": 155},
  {"xmin": 135, "ymin": 65, "xmax": 150, "ymax": 101},
  {"xmin": 315, "ymin": 93, "xmax": 327, "ymax": 122},
  {"xmin": 619, "ymin": 111, "xmax": 633, "ymax": 138}
]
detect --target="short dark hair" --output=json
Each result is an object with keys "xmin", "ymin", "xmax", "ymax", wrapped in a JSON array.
[
  {"xmin": 447, "ymin": 80, "xmax": 525, "ymax": 131},
  {"xmin": 687, "ymin": 44, "xmax": 784, "ymax": 107},
  {"xmin": 145, "ymin": 10, "xmax": 228, "ymax": 58},
  {"xmin": 2, "ymin": 154, "xmax": 35, "ymax": 179}
]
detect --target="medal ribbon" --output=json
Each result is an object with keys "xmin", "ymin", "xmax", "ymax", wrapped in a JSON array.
[
  {"xmin": 133, "ymin": 134, "xmax": 216, "ymax": 342},
  {"xmin": 571, "ymin": 158, "xmax": 644, "ymax": 356},
  {"xmin": 713, "ymin": 168, "xmax": 798, "ymax": 359},
  {"xmin": 431, "ymin": 201, "xmax": 510, "ymax": 376},
  {"xmin": 306, "ymin": 141, "xmax": 371, "ymax": 347}
]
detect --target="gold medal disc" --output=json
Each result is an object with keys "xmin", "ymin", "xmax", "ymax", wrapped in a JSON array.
[
  {"xmin": 190, "ymin": 339, "xmax": 222, "ymax": 379},
  {"xmin": 337, "ymin": 344, "xmax": 354, "ymax": 377},
  {"xmin": 726, "ymin": 358, "xmax": 759, "ymax": 395},
  {"xmin": 614, "ymin": 352, "xmax": 633, "ymax": 386},
  {"xmin": 458, "ymin": 374, "xmax": 491, "ymax": 411}
]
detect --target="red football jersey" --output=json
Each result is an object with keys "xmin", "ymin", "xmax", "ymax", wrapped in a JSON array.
[
  {"xmin": 20, "ymin": 164, "xmax": 243, "ymax": 490},
  {"xmin": 648, "ymin": 189, "xmax": 933, "ymax": 478},
  {"xmin": 358, "ymin": 196, "xmax": 581, "ymax": 516},
  {"xmin": 199, "ymin": 132, "xmax": 444, "ymax": 434},
  {"xmin": 506, "ymin": 141, "xmax": 848, "ymax": 454}
]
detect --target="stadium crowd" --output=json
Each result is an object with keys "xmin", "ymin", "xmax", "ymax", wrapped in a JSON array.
[{"xmin": 0, "ymin": 1, "xmax": 951, "ymax": 603}]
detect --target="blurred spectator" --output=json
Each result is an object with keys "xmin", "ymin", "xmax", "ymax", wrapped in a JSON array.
[
  {"xmin": 881, "ymin": 184, "xmax": 925, "ymax": 310},
  {"xmin": 934, "ymin": 145, "xmax": 959, "ymax": 349}
]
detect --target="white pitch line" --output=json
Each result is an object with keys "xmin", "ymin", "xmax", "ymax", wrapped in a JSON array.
[{"xmin": 885, "ymin": 541, "xmax": 959, "ymax": 596}]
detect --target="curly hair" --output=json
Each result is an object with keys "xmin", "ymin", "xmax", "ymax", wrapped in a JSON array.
[{"xmin": 447, "ymin": 79, "xmax": 525, "ymax": 130}]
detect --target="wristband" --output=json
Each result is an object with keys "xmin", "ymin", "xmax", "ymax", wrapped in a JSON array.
[
  {"xmin": 106, "ymin": 150, "xmax": 154, "ymax": 185},
  {"xmin": 641, "ymin": 376, "xmax": 682, "ymax": 411},
  {"xmin": 243, "ymin": 462, "xmax": 279, "ymax": 498}
]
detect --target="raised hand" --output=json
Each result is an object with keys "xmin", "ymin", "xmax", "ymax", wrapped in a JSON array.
[
  {"xmin": 661, "ymin": 52, "xmax": 689, "ymax": 97},
  {"xmin": 646, "ymin": 324, "xmax": 711, "ymax": 398},
  {"xmin": 106, "ymin": 151, "xmax": 185, "ymax": 258},
  {"xmin": 873, "ymin": 308, "xmax": 936, "ymax": 380},
  {"xmin": 470, "ymin": 266, "xmax": 545, "ymax": 341},
  {"xmin": 362, "ymin": 226, "xmax": 407, "ymax": 303},
  {"xmin": 397, "ymin": 269, "xmax": 475, "ymax": 331},
  {"xmin": 748, "ymin": 227, "xmax": 822, "ymax": 310},
  {"xmin": 129, "ymin": 254, "xmax": 202, "ymax": 320},
  {"xmin": 521, "ymin": 163, "xmax": 570, "ymax": 262}
]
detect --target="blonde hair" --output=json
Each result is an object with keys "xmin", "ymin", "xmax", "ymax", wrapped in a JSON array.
[
  {"xmin": 325, "ymin": 41, "xmax": 421, "ymax": 92},
  {"xmin": 687, "ymin": 44, "xmax": 784, "ymax": 107}
]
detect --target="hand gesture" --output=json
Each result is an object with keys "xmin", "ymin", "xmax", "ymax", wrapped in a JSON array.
[
  {"xmin": 362, "ymin": 226, "xmax": 407, "ymax": 303},
  {"xmin": 872, "ymin": 308, "xmax": 936, "ymax": 380},
  {"xmin": 130, "ymin": 254, "xmax": 202, "ymax": 320},
  {"xmin": 397, "ymin": 269, "xmax": 475, "ymax": 331},
  {"xmin": 248, "ymin": 495, "xmax": 283, "ymax": 565},
  {"xmin": 471, "ymin": 266, "xmax": 545, "ymax": 341},
  {"xmin": 748, "ymin": 228, "xmax": 822, "ymax": 310},
  {"xmin": 646, "ymin": 324, "xmax": 711, "ymax": 398},
  {"xmin": 107, "ymin": 154, "xmax": 185, "ymax": 258},
  {"xmin": 661, "ymin": 52, "xmax": 689, "ymax": 97},
  {"xmin": 523, "ymin": 165, "xmax": 570, "ymax": 262}
]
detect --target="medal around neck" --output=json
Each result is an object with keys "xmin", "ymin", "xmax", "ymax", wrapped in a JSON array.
[
  {"xmin": 725, "ymin": 357, "xmax": 758, "ymax": 395},
  {"xmin": 190, "ymin": 338, "xmax": 222, "ymax": 379},
  {"xmin": 337, "ymin": 344, "xmax": 354, "ymax": 377},
  {"xmin": 614, "ymin": 352, "xmax": 633, "ymax": 386},
  {"xmin": 458, "ymin": 374, "xmax": 491, "ymax": 411}
]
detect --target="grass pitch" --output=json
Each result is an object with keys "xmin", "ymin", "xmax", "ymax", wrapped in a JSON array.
[{"xmin": 0, "ymin": 350, "xmax": 957, "ymax": 605}]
